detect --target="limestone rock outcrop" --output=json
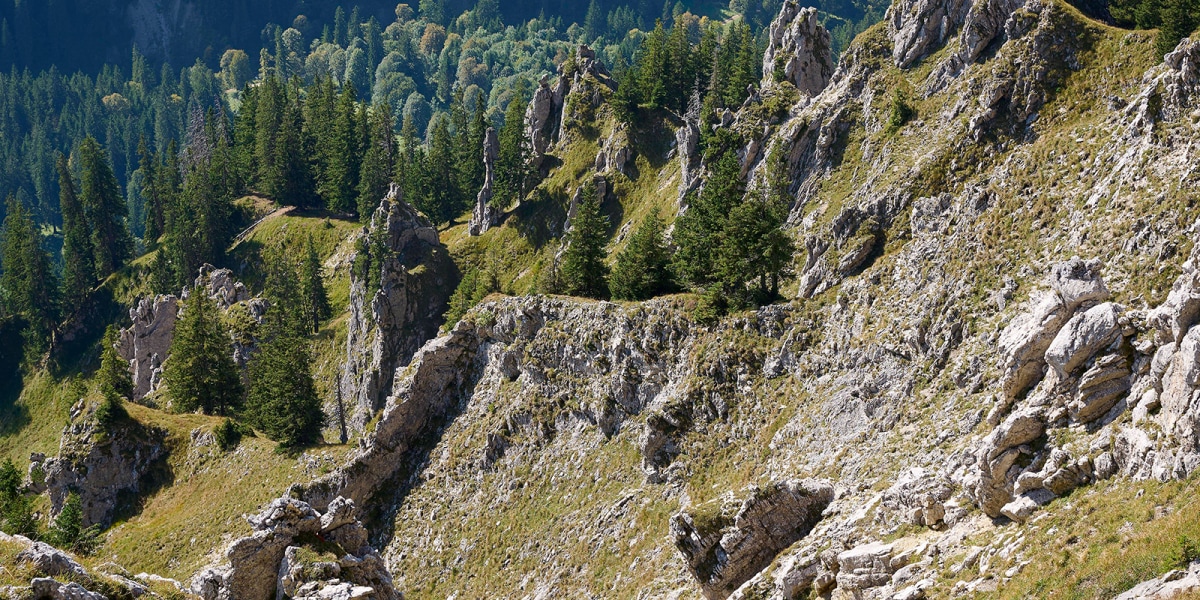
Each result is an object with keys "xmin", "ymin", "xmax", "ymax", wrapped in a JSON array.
[
  {"xmin": 1114, "ymin": 559, "xmax": 1200, "ymax": 600},
  {"xmin": 0, "ymin": 531, "xmax": 171, "ymax": 599},
  {"xmin": 190, "ymin": 496, "xmax": 398, "ymax": 600},
  {"xmin": 525, "ymin": 75, "xmax": 557, "ymax": 170},
  {"xmin": 997, "ymin": 257, "xmax": 1111, "ymax": 402},
  {"xmin": 468, "ymin": 126, "xmax": 502, "ymax": 236},
  {"xmin": 887, "ymin": 0, "xmax": 970, "ymax": 68},
  {"xmin": 35, "ymin": 412, "xmax": 167, "ymax": 528},
  {"xmin": 881, "ymin": 468, "xmax": 953, "ymax": 528},
  {"xmin": 118, "ymin": 265, "xmax": 266, "ymax": 404},
  {"xmin": 670, "ymin": 480, "xmax": 833, "ymax": 599},
  {"xmin": 760, "ymin": 2, "xmax": 834, "ymax": 97},
  {"xmin": 339, "ymin": 184, "xmax": 455, "ymax": 435},
  {"xmin": 117, "ymin": 294, "xmax": 177, "ymax": 402},
  {"xmin": 525, "ymin": 44, "xmax": 612, "ymax": 170}
]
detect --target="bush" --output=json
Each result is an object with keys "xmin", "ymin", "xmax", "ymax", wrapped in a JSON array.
[
  {"xmin": 1175, "ymin": 535, "xmax": 1200, "ymax": 568},
  {"xmin": 213, "ymin": 418, "xmax": 254, "ymax": 452},
  {"xmin": 886, "ymin": 90, "xmax": 915, "ymax": 135},
  {"xmin": 93, "ymin": 394, "xmax": 127, "ymax": 429},
  {"xmin": 46, "ymin": 492, "xmax": 101, "ymax": 554},
  {"xmin": 0, "ymin": 459, "xmax": 38, "ymax": 538}
]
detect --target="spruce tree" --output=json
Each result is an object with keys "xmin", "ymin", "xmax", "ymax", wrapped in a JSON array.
[
  {"xmin": 164, "ymin": 283, "xmax": 242, "ymax": 415},
  {"xmin": 247, "ymin": 249, "xmax": 324, "ymax": 448},
  {"xmin": 300, "ymin": 235, "xmax": 332, "ymax": 333},
  {"xmin": 422, "ymin": 114, "xmax": 461, "ymax": 224},
  {"xmin": 58, "ymin": 155, "xmax": 95, "ymax": 309},
  {"xmin": 320, "ymin": 85, "xmax": 362, "ymax": 213},
  {"xmin": 561, "ymin": 181, "xmax": 610, "ymax": 299},
  {"xmin": 276, "ymin": 93, "xmax": 319, "ymax": 208},
  {"xmin": 397, "ymin": 113, "xmax": 425, "ymax": 196},
  {"xmin": 466, "ymin": 95, "xmax": 488, "ymax": 197},
  {"xmin": 254, "ymin": 76, "xmax": 286, "ymax": 196},
  {"xmin": 0, "ymin": 458, "xmax": 36, "ymax": 537},
  {"xmin": 78, "ymin": 137, "xmax": 132, "ymax": 277},
  {"xmin": 673, "ymin": 140, "xmax": 745, "ymax": 287},
  {"xmin": 357, "ymin": 102, "xmax": 396, "ymax": 220},
  {"xmin": 495, "ymin": 88, "xmax": 532, "ymax": 208},
  {"xmin": 452, "ymin": 87, "xmax": 485, "ymax": 201},
  {"xmin": 715, "ymin": 192, "xmax": 794, "ymax": 307},
  {"xmin": 610, "ymin": 208, "xmax": 671, "ymax": 301},
  {"xmin": 1, "ymin": 196, "xmax": 58, "ymax": 350},
  {"xmin": 95, "ymin": 325, "xmax": 131, "ymax": 427},
  {"xmin": 1157, "ymin": 0, "xmax": 1199, "ymax": 57},
  {"xmin": 583, "ymin": 0, "xmax": 603, "ymax": 41},
  {"xmin": 47, "ymin": 491, "xmax": 99, "ymax": 553}
]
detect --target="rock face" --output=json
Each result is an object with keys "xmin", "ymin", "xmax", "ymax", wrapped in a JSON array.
[
  {"xmin": 525, "ymin": 75, "xmax": 558, "ymax": 170},
  {"xmin": 36, "ymin": 412, "xmax": 168, "ymax": 528},
  {"xmin": 881, "ymin": 468, "xmax": 953, "ymax": 528},
  {"xmin": 118, "ymin": 265, "xmax": 267, "ymax": 404},
  {"xmin": 525, "ymin": 44, "xmax": 612, "ymax": 170},
  {"xmin": 997, "ymin": 257, "xmax": 1111, "ymax": 402},
  {"xmin": 1114, "ymin": 559, "xmax": 1200, "ymax": 600},
  {"xmin": 676, "ymin": 117, "xmax": 701, "ymax": 207},
  {"xmin": 670, "ymin": 480, "xmax": 833, "ymax": 599},
  {"xmin": 760, "ymin": 2, "xmax": 834, "ymax": 97},
  {"xmin": 887, "ymin": 0, "xmax": 971, "ymax": 68},
  {"xmin": 339, "ymin": 185, "xmax": 455, "ymax": 435},
  {"xmin": 118, "ymin": 294, "xmax": 178, "ymax": 402},
  {"xmin": 190, "ymin": 496, "xmax": 398, "ymax": 600},
  {"xmin": 596, "ymin": 124, "xmax": 632, "ymax": 176},
  {"xmin": 468, "ymin": 126, "xmax": 502, "ymax": 236},
  {"xmin": 0, "ymin": 531, "xmax": 170, "ymax": 599}
]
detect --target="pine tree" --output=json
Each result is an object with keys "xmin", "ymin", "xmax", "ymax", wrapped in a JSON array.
[
  {"xmin": 583, "ymin": 0, "xmax": 603, "ymax": 41},
  {"xmin": 78, "ymin": 137, "xmax": 132, "ymax": 277},
  {"xmin": 1157, "ymin": 0, "xmax": 1199, "ymax": 57},
  {"xmin": 673, "ymin": 138, "xmax": 745, "ymax": 287},
  {"xmin": 58, "ymin": 154, "xmax": 95, "ymax": 309},
  {"xmin": 495, "ymin": 88, "xmax": 531, "ymax": 208},
  {"xmin": 1, "ymin": 196, "xmax": 58, "ymax": 350},
  {"xmin": 357, "ymin": 102, "xmax": 396, "ymax": 220},
  {"xmin": 561, "ymin": 181, "xmax": 610, "ymax": 299},
  {"xmin": 610, "ymin": 208, "xmax": 671, "ymax": 301},
  {"xmin": 421, "ymin": 114, "xmax": 461, "ymax": 224},
  {"xmin": 0, "ymin": 458, "xmax": 36, "ymax": 537},
  {"xmin": 320, "ymin": 85, "xmax": 363, "ymax": 214},
  {"xmin": 164, "ymin": 283, "xmax": 242, "ymax": 415},
  {"xmin": 95, "ymin": 324, "xmax": 131, "ymax": 427},
  {"xmin": 247, "ymin": 249, "xmax": 324, "ymax": 448},
  {"xmin": 300, "ymin": 236, "xmax": 331, "ymax": 333}
]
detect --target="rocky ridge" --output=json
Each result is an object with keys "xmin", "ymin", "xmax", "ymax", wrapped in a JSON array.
[
  {"xmin": 13, "ymin": 0, "xmax": 1200, "ymax": 598},
  {"xmin": 0, "ymin": 530, "xmax": 185, "ymax": 599},
  {"xmin": 288, "ymin": 0, "xmax": 1200, "ymax": 597},
  {"xmin": 337, "ymin": 185, "xmax": 456, "ymax": 435},
  {"xmin": 190, "ymin": 496, "xmax": 398, "ymax": 600}
]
